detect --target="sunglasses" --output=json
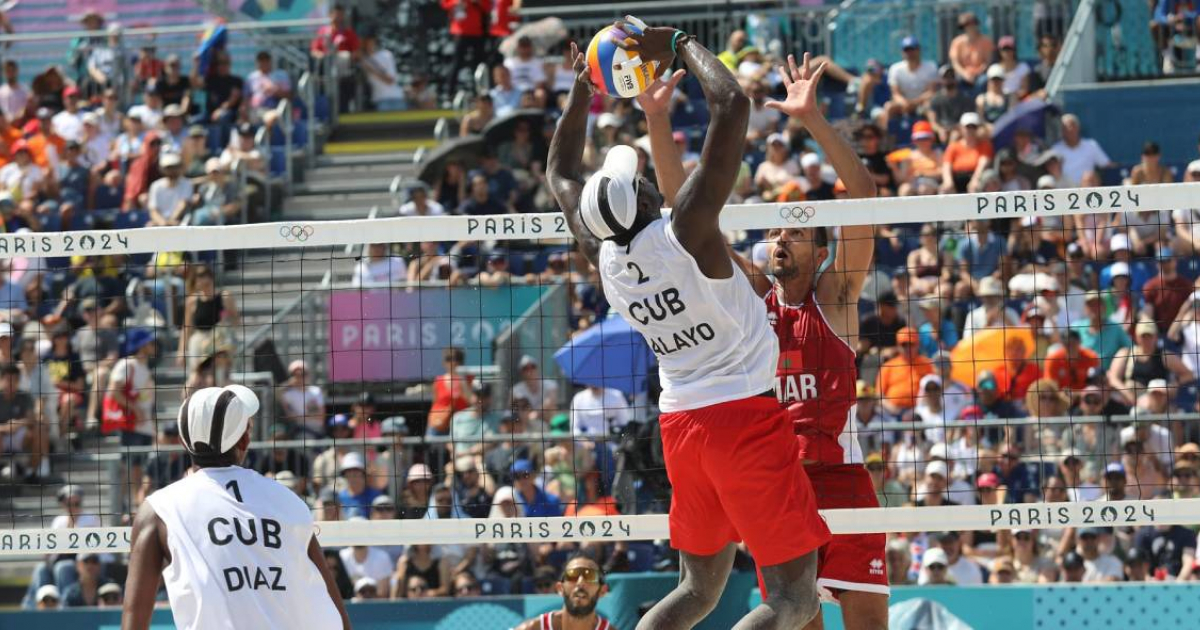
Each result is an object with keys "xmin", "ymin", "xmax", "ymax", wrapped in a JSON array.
[
  {"xmin": 562, "ymin": 567, "xmax": 600, "ymax": 583},
  {"xmin": 455, "ymin": 583, "xmax": 478, "ymax": 594},
  {"xmin": 1015, "ymin": 532, "xmax": 1033, "ymax": 541},
  {"xmin": 408, "ymin": 585, "xmax": 427, "ymax": 593},
  {"xmin": 928, "ymin": 564, "xmax": 947, "ymax": 570}
]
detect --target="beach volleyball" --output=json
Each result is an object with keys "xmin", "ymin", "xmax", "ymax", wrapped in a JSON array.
[{"xmin": 586, "ymin": 18, "xmax": 660, "ymax": 98}]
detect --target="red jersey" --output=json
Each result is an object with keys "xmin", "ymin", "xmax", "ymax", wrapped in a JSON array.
[
  {"xmin": 489, "ymin": 0, "xmax": 517, "ymax": 37},
  {"xmin": 765, "ymin": 289, "xmax": 860, "ymax": 465},
  {"xmin": 539, "ymin": 612, "xmax": 611, "ymax": 629}
]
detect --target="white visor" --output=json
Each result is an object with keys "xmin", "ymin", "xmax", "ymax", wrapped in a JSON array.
[
  {"xmin": 580, "ymin": 145, "xmax": 640, "ymax": 240},
  {"xmin": 179, "ymin": 385, "xmax": 260, "ymax": 455}
]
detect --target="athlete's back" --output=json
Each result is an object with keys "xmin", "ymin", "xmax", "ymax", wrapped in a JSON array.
[
  {"xmin": 147, "ymin": 466, "xmax": 341, "ymax": 630},
  {"xmin": 600, "ymin": 218, "xmax": 777, "ymax": 412}
]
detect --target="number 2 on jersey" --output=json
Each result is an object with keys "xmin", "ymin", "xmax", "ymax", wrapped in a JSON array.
[
  {"xmin": 627, "ymin": 262, "xmax": 651, "ymax": 284},
  {"xmin": 226, "ymin": 480, "xmax": 244, "ymax": 503}
]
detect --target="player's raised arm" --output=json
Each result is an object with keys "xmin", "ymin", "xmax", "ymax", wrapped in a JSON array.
[
  {"xmin": 637, "ymin": 69, "xmax": 688, "ymax": 206},
  {"xmin": 547, "ymin": 42, "xmax": 603, "ymax": 267},
  {"xmin": 770, "ymin": 53, "xmax": 876, "ymax": 300},
  {"xmin": 620, "ymin": 22, "xmax": 750, "ymax": 279}
]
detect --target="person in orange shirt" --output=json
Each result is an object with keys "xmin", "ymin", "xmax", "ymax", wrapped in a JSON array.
[
  {"xmin": 876, "ymin": 327, "xmax": 934, "ymax": 417},
  {"xmin": 22, "ymin": 114, "xmax": 64, "ymax": 171},
  {"xmin": 993, "ymin": 336, "xmax": 1040, "ymax": 401},
  {"xmin": 427, "ymin": 346, "xmax": 474, "ymax": 437},
  {"xmin": 1043, "ymin": 329, "xmax": 1099, "ymax": 392},
  {"xmin": 948, "ymin": 12, "xmax": 995, "ymax": 89},
  {"xmin": 941, "ymin": 112, "xmax": 993, "ymax": 193}
]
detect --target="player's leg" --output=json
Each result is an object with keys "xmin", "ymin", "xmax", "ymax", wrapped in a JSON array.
[
  {"xmin": 635, "ymin": 544, "xmax": 737, "ymax": 630},
  {"xmin": 737, "ymin": 551, "xmax": 820, "ymax": 630},
  {"xmin": 836, "ymin": 591, "xmax": 889, "ymax": 630}
]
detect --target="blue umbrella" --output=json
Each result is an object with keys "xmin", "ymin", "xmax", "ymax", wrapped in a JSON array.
[
  {"xmin": 554, "ymin": 316, "xmax": 656, "ymax": 396},
  {"xmin": 991, "ymin": 98, "xmax": 1058, "ymax": 150}
]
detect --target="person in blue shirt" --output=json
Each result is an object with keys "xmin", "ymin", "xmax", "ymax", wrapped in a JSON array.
[
  {"xmin": 1070, "ymin": 290, "xmax": 1133, "ymax": 370},
  {"xmin": 511, "ymin": 459, "xmax": 562, "ymax": 518},
  {"xmin": 917, "ymin": 295, "xmax": 958, "ymax": 357},
  {"xmin": 337, "ymin": 451, "xmax": 382, "ymax": 519},
  {"xmin": 955, "ymin": 220, "xmax": 1004, "ymax": 280},
  {"xmin": 992, "ymin": 445, "xmax": 1039, "ymax": 503}
]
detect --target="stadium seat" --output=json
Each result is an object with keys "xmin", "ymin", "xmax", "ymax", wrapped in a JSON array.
[
  {"xmin": 479, "ymin": 577, "xmax": 512, "ymax": 595},
  {"xmin": 625, "ymin": 542, "xmax": 658, "ymax": 572},
  {"xmin": 269, "ymin": 151, "xmax": 288, "ymax": 178},
  {"xmin": 314, "ymin": 95, "xmax": 332, "ymax": 124}
]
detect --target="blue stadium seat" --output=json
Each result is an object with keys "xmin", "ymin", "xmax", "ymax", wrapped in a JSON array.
[
  {"xmin": 114, "ymin": 209, "xmax": 150, "ymax": 230},
  {"xmin": 314, "ymin": 95, "xmax": 332, "ymax": 124},
  {"xmin": 269, "ymin": 151, "xmax": 287, "ymax": 178},
  {"xmin": 207, "ymin": 125, "xmax": 227, "ymax": 155},
  {"xmin": 625, "ymin": 542, "xmax": 658, "ymax": 572},
  {"xmin": 480, "ymin": 577, "xmax": 512, "ymax": 595},
  {"xmin": 291, "ymin": 120, "xmax": 308, "ymax": 148}
]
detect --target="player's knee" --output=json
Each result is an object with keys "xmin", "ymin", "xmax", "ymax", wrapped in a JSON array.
[{"xmin": 766, "ymin": 582, "xmax": 821, "ymax": 626}]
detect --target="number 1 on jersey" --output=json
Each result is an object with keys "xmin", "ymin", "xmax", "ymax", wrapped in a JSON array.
[{"xmin": 226, "ymin": 480, "xmax": 244, "ymax": 503}]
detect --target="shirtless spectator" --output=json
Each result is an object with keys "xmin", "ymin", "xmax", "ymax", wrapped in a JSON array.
[{"xmin": 949, "ymin": 12, "xmax": 995, "ymax": 90}]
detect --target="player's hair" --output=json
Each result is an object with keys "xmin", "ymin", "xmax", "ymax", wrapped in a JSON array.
[
  {"xmin": 442, "ymin": 346, "xmax": 465, "ymax": 364},
  {"xmin": 560, "ymin": 552, "xmax": 604, "ymax": 583}
]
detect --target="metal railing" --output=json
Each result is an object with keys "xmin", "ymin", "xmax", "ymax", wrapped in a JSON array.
[{"xmin": 1046, "ymin": 0, "xmax": 1098, "ymax": 103}]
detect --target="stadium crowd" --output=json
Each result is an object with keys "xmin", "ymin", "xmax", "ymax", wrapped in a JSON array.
[{"xmin": 12, "ymin": 2, "xmax": 1200, "ymax": 612}]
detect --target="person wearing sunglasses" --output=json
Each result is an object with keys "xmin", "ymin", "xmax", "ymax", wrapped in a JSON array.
[{"xmin": 514, "ymin": 555, "xmax": 613, "ymax": 630}]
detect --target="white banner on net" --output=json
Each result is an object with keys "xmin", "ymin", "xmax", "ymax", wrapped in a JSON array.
[
  {"xmin": 1, "ymin": 183, "xmax": 1195, "ymax": 259},
  {"xmin": 3, "ymin": 498, "xmax": 1197, "ymax": 556}
]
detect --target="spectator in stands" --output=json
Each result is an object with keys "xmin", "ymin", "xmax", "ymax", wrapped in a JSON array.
[
  {"xmin": 246, "ymin": 51, "xmax": 291, "ymax": 122},
  {"xmin": 34, "ymin": 585, "xmax": 59, "ymax": 610},
  {"xmin": 112, "ymin": 114, "xmax": 145, "ymax": 168},
  {"xmin": 142, "ymin": 420, "xmax": 187, "ymax": 497},
  {"xmin": 926, "ymin": 66, "xmax": 973, "ymax": 144},
  {"xmin": 569, "ymin": 385, "xmax": 630, "ymax": 437},
  {"xmin": 1127, "ymin": 141, "xmax": 1175, "ymax": 185},
  {"xmin": 0, "ymin": 140, "xmax": 46, "ymax": 202},
  {"xmin": 511, "ymin": 355, "xmax": 558, "ymax": 414},
  {"xmin": 936, "ymin": 531, "xmax": 984, "ymax": 585},
  {"xmin": 192, "ymin": 158, "xmax": 241, "ymax": 225},
  {"xmin": 157, "ymin": 54, "xmax": 193, "ymax": 115},
  {"xmin": 51, "ymin": 86, "xmax": 84, "ymax": 143},
  {"xmin": 1072, "ymin": 290, "xmax": 1132, "ymax": 370},
  {"xmin": 1026, "ymin": 35, "xmax": 1061, "ymax": 100},
  {"xmin": 883, "ymin": 36, "xmax": 938, "ymax": 128},
  {"xmin": 1044, "ymin": 329, "xmax": 1099, "ymax": 391},
  {"xmin": 442, "ymin": 0, "xmax": 487, "ymax": 100},
  {"xmin": 918, "ymin": 547, "xmax": 953, "ymax": 585},
  {"xmin": 512, "ymin": 458, "xmax": 562, "ymax": 517},
  {"xmin": 1108, "ymin": 321, "xmax": 1193, "ymax": 406},
  {"xmin": 61, "ymin": 552, "xmax": 113, "ymax": 608},
  {"xmin": 490, "ymin": 65, "xmax": 522, "ymax": 117},
  {"xmin": 1073, "ymin": 528, "xmax": 1123, "ymax": 581},
  {"xmin": 854, "ymin": 124, "xmax": 896, "ymax": 196},
  {"xmin": 338, "ymin": 452, "xmax": 382, "ymax": 519},
  {"xmin": 427, "ymin": 346, "xmax": 472, "ymax": 439},
  {"xmin": 399, "ymin": 463, "xmax": 435, "ymax": 519},
  {"xmin": 399, "ymin": 185, "xmax": 445, "ymax": 218},
  {"xmin": 194, "ymin": 50, "xmax": 243, "ymax": 134},
  {"xmin": 128, "ymin": 86, "xmax": 165, "ymax": 130},
  {"xmin": 458, "ymin": 172, "xmax": 507, "ymax": 217},
  {"xmin": 459, "ymin": 93, "xmax": 494, "ymax": 137},
  {"xmin": 949, "ymin": 12, "xmax": 995, "ymax": 90},
  {"xmin": 993, "ymin": 337, "xmax": 1040, "ymax": 402},
  {"xmin": 1059, "ymin": 550, "xmax": 1086, "ymax": 582},
  {"xmin": 799, "ymin": 152, "xmax": 834, "ymax": 200},
  {"xmin": 0, "ymin": 360, "xmax": 45, "ymax": 479},
  {"xmin": 101, "ymin": 327, "xmax": 156, "ymax": 451},
  {"xmin": 745, "ymin": 80, "xmax": 782, "ymax": 146},
  {"xmin": 220, "ymin": 122, "xmax": 265, "ymax": 175},
  {"xmin": 121, "ymin": 131, "xmax": 161, "ymax": 210},
  {"xmin": 311, "ymin": 414, "xmax": 353, "ymax": 493},
  {"xmin": 451, "ymin": 380, "xmax": 498, "ymax": 457},
  {"xmin": 877, "ymin": 327, "xmax": 933, "ymax": 418},
  {"xmin": 962, "ymin": 276, "xmax": 1019, "ymax": 338},
  {"xmin": 1123, "ymin": 547, "xmax": 1152, "ymax": 581},
  {"xmin": 992, "ymin": 36, "xmax": 1031, "ymax": 98},
  {"xmin": 158, "ymin": 105, "xmax": 187, "ymax": 154},
  {"xmin": 941, "ymin": 113, "xmax": 992, "ymax": 193},
  {"xmin": 506, "ymin": 36, "xmax": 549, "ymax": 93},
  {"xmin": 895, "ymin": 122, "xmax": 944, "ymax": 196},
  {"xmin": 753, "ymin": 133, "xmax": 799, "ymax": 201},
  {"xmin": 406, "ymin": 73, "xmax": 438, "ymax": 111},
  {"xmin": 977, "ymin": 65, "xmax": 1010, "ymax": 126},
  {"xmin": 351, "ymin": 578, "xmax": 379, "ymax": 603},
  {"xmin": 351, "ymin": 243, "xmax": 407, "ymax": 287},
  {"xmin": 358, "ymin": 33, "xmax": 404, "ymax": 112},
  {"xmin": 1050, "ymin": 114, "xmax": 1113, "ymax": 186},
  {"xmin": 718, "ymin": 30, "xmax": 748, "ymax": 70},
  {"xmin": 451, "ymin": 456, "xmax": 492, "ymax": 518},
  {"xmin": 276, "ymin": 359, "xmax": 326, "ymax": 437},
  {"xmin": 0, "ymin": 60, "xmax": 29, "ymax": 122},
  {"xmin": 21, "ymin": 485, "xmax": 99, "ymax": 608},
  {"xmin": 181, "ymin": 127, "xmax": 210, "ymax": 177},
  {"xmin": 147, "ymin": 152, "xmax": 192, "ymax": 226},
  {"xmin": 393, "ymin": 544, "xmax": 450, "ymax": 599}
]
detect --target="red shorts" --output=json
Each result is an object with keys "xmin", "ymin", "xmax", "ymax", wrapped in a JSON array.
[
  {"xmin": 807, "ymin": 463, "xmax": 889, "ymax": 598},
  {"xmin": 659, "ymin": 396, "xmax": 830, "ymax": 567}
]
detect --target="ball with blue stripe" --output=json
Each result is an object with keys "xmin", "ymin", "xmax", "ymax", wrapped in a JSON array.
[{"xmin": 586, "ymin": 23, "xmax": 659, "ymax": 99}]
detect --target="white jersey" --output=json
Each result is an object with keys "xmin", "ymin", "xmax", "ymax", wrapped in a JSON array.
[
  {"xmin": 146, "ymin": 466, "xmax": 341, "ymax": 630},
  {"xmin": 599, "ymin": 218, "xmax": 778, "ymax": 412}
]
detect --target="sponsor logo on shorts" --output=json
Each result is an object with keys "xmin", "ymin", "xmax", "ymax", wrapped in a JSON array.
[
  {"xmin": 869, "ymin": 558, "xmax": 884, "ymax": 576},
  {"xmin": 779, "ymin": 206, "xmax": 816, "ymax": 224},
  {"xmin": 279, "ymin": 224, "xmax": 315, "ymax": 243}
]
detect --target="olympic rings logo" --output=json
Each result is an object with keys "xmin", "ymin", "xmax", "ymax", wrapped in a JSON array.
[
  {"xmin": 779, "ymin": 206, "xmax": 816, "ymax": 224},
  {"xmin": 279, "ymin": 224, "xmax": 315, "ymax": 242}
]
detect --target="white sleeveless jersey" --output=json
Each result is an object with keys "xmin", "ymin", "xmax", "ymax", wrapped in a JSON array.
[
  {"xmin": 599, "ymin": 218, "xmax": 778, "ymax": 412},
  {"xmin": 146, "ymin": 466, "xmax": 341, "ymax": 630}
]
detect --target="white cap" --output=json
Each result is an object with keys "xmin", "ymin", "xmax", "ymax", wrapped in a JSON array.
[
  {"xmin": 580, "ymin": 145, "xmax": 641, "ymax": 241},
  {"xmin": 1036, "ymin": 174, "xmax": 1057, "ymax": 189},
  {"xmin": 1187, "ymin": 159, "xmax": 1200, "ymax": 175},
  {"xmin": 596, "ymin": 112, "xmax": 620, "ymax": 129},
  {"xmin": 1109, "ymin": 261, "xmax": 1131, "ymax": 278},
  {"xmin": 1110, "ymin": 232, "xmax": 1131, "ymax": 252},
  {"xmin": 1148, "ymin": 378, "xmax": 1169, "ymax": 392},
  {"xmin": 37, "ymin": 584, "xmax": 60, "ymax": 602},
  {"xmin": 923, "ymin": 547, "xmax": 950, "ymax": 568},
  {"xmin": 339, "ymin": 451, "xmax": 366, "ymax": 474},
  {"xmin": 1020, "ymin": 215, "xmax": 1040, "ymax": 227},
  {"xmin": 986, "ymin": 64, "xmax": 1005, "ymax": 80},
  {"xmin": 0, "ymin": 322, "xmax": 11, "ymax": 338},
  {"xmin": 766, "ymin": 132, "xmax": 786, "ymax": 146},
  {"xmin": 960, "ymin": 112, "xmax": 982, "ymax": 127},
  {"xmin": 928, "ymin": 441, "xmax": 949, "ymax": 460},
  {"xmin": 978, "ymin": 276, "xmax": 1004, "ymax": 297},
  {"xmin": 919, "ymin": 373, "xmax": 943, "ymax": 392},
  {"xmin": 800, "ymin": 152, "xmax": 822, "ymax": 169},
  {"xmin": 178, "ymin": 385, "xmax": 259, "ymax": 456},
  {"xmin": 925, "ymin": 460, "xmax": 948, "ymax": 478},
  {"xmin": 354, "ymin": 577, "xmax": 378, "ymax": 593},
  {"xmin": 159, "ymin": 152, "xmax": 182, "ymax": 168}
]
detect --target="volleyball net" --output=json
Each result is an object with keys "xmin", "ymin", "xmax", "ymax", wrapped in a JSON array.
[{"xmin": 3, "ymin": 182, "xmax": 1200, "ymax": 559}]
